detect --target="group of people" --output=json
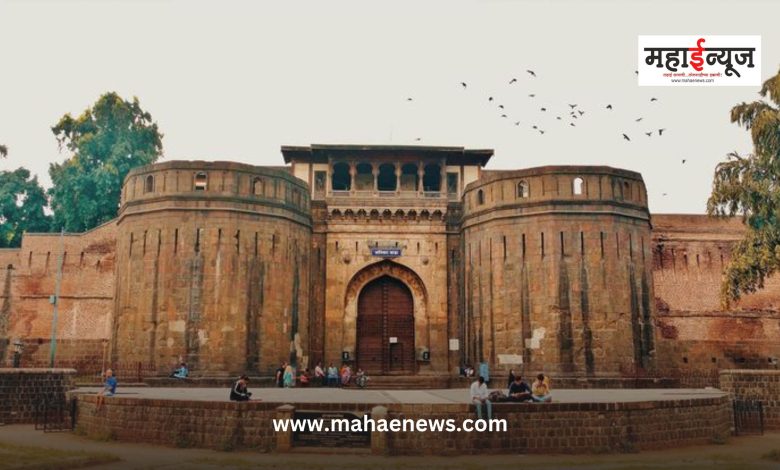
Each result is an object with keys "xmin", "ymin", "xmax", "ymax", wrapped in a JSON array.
[
  {"xmin": 469, "ymin": 371, "xmax": 552, "ymax": 420},
  {"xmin": 269, "ymin": 362, "xmax": 368, "ymax": 389},
  {"xmin": 95, "ymin": 362, "xmax": 551, "ymax": 416}
]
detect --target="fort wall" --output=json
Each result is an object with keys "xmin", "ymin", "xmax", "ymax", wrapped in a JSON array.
[
  {"xmin": 112, "ymin": 161, "xmax": 311, "ymax": 376},
  {"xmin": 461, "ymin": 167, "xmax": 655, "ymax": 377}
]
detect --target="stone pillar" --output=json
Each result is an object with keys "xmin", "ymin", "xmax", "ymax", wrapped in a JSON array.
[
  {"xmin": 370, "ymin": 405, "xmax": 389, "ymax": 455},
  {"xmin": 439, "ymin": 158, "xmax": 447, "ymax": 195},
  {"xmin": 349, "ymin": 162, "xmax": 356, "ymax": 194},
  {"xmin": 372, "ymin": 166, "xmax": 379, "ymax": 194},
  {"xmin": 275, "ymin": 404, "xmax": 295, "ymax": 452},
  {"xmin": 417, "ymin": 163, "xmax": 424, "ymax": 194},
  {"xmin": 395, "ymin": 163, "xmax": 402, "ymax": 196}
]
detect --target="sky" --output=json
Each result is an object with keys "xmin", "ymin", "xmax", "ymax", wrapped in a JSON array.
[{"xmin": 0, "ymin": 0, "xmax": 778, "ymax": 214}]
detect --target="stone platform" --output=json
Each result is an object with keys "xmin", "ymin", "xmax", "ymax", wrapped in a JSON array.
[
  {"xmin": 73, "ymin": 386, "xmax": 725, "ymax": 404},
  {"xmin": 71, "ymin": 387, "xmax": 731, "ymax": 455}
]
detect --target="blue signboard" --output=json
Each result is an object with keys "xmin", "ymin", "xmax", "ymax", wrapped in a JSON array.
[{"xmin": 371, "ymin": 248, "xmax": 402, "ymax": 258}]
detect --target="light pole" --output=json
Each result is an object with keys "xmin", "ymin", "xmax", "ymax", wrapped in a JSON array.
[
  {"xmin": 101, "ymin": 338, "xmax": 109, "ymax": 376},
  {"xmin": 49, "ymin": 228, "xmax": 64, "ymax": 368}
]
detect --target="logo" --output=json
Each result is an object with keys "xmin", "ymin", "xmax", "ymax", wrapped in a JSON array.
[{"xmin": 638, "ymin": 35, "xmax": 761, "ymax": 86}]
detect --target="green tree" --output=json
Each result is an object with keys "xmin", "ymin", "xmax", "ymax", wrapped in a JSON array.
[
  {"xmin": 0, "ymin": 168, "xmax": 51, "ymax": 247},
  {"xmin": 49, "ymin": 92, "xmax": 163, "ymax": 232},
  {"xmin": 707, "ymin": 67, "xmax": 780, "ymax": 306}
]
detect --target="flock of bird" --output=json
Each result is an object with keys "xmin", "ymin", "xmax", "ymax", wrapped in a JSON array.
[{"xmin": 404, "ymin": 68, "xmax": 686, "ymax": 168}]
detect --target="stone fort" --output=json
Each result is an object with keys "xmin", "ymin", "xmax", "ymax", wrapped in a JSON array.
[{"xmin": 0, "ymin": 144, "xmax": 777, "ymax": 379}]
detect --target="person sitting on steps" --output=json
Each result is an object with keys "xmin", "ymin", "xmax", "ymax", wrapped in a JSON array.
[
  {"xmin": 508, "ymin": 374, "xmax": 532, "ymax": 402},
  {"xmin": 532, "ymin": 373, "xmax": 552, "ymax": 403},
  {"xmin": 229, "ymin": 375, "xmax": 252, "ymax": 401}
]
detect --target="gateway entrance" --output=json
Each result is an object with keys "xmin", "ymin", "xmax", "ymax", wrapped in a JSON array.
[{"xmin": 356, "ymin": 275, "xmax": 415, "ymax": 375}]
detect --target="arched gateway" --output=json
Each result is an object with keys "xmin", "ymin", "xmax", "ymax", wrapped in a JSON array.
[
  {"xmin": 343, "ymin": 260, "xmax": 429, "ymax": 375},
  {"xmin": 357, "ymin": 276, "xmax": 415, "ymax": 374}
]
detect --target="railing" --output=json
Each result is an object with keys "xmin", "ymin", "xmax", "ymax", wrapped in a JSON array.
[
  {"xmin": 733, "ymin": 399, "xmax": 764, "ymax": 435},
  {"xmin": 34, "ymin": 394, "xmax": 76, "ymax": 432},
  {"xmin": 74, "ymin": 361, "xmax": 158, "ymax": 384}
]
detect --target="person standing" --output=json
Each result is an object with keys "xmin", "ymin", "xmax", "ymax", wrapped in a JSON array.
[
  {"xmin": 327, "ymin": 363, "xmax": 339, "ymax": 387},
  {"xmin": 469, "ymin": 376, "xmax": 492, "ymax": 420},
  {"xmin": 275, "ymin": 363, "xmax": 286, "ymax": 388},
  {"xmin": 283, "ymin": 364, "xmax": 295, "ymax": 388},
  {"xmin": 507, "ymin": 369, "xmax": 516, "ymax": 390}
]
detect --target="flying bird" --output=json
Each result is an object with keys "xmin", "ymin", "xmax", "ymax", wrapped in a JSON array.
[
  {"xmin": 570, "ymin": 123, "xmax": 576, "ymax": 127},
  {"xmin": 650, "ymin": 97, "xmax": 658, "ymax": 102},
  {"xmin": 571, "ymin": 114, "xmax": 578, "ymax": 119},
  {"xmin": 635, "ymin": 117, "xmax": 643, "ymax": 122},
  {"xmin": 498, "ymin": 104, "xmax": 504, "ymax": 109},
  {"xmin": 406, "ymin": 97, "xmax": 413, "ymax": 101},
  {"xmin": 578, "ymin": 110, "xmax": 585, "ymax": 116},
  {"xmin": 415, "ymin": 138, "xmax": 421, "ymax": 141},
  {"xmin": 556, "ymin": 116, "xmax": 562, "ymax": 120},
  {"xmin": 514, "ymin": 121, "xmax": 521, "ymax": 126},
  {"xmin": 539, "ymin": 130, "xmax": 545, "ymax": 135},
  {"xmin": 528, "ymin": 94, "xmax": 535, "ymax": 98},
  {"xmin": 568, "ymin": 104, "xmax": 578, "ymax": 109},
  {"xmin": 501, "ymin": 114, "xmax": 507, "ymax": 118},
  {"xmin": 682, "ymin": 159, "xmax": 687, "ymax": 164},
  {"xmin": 532, "ymin": 125, "xmax": 538, "ymax": 129},
  {"xmin": 526, "ymin": 69, "xmax": 536, "ymax": 77},
  {"xmin": 540, "ymin": 107, "xmax": 547, "ymax": 111},
  {"xmin": 662, "ymin": 193, "xmax": 668, "ymax": 196},
  {"xmin": 623, "ymin": 134, "xmax": 631, "ymax": 141},
  {"xmin": 658, "ymin": 128, "xmax": 666, "ymax": 136},
  {"xmin": 509, "ymin": 78, "xmax": 517, "ymax": 84},
  {"xmin": 635, "ymin": 70, "xmax": 639, "ymax": 75},
  {"xmin": 461, "ymin": 82, "xmax": 467, "ymax": 89},
  {"xmin": 488, "ymin": 97, "xmax": 493, "ymax": 102},
  {"xmin": 645, "ymin": 131, "xmax": 653, "ymax": 137},
  {"xmin": 606, "ymin": 104, "xmax": 613, "ymax": 110}
]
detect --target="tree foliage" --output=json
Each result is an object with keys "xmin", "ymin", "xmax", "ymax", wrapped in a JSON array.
[
  {"xmin": 707, "ymin": 67, "xmax": 780, "ymax": 306},
  {"xmin": 0, "ymin": 168, "xmax": 51, "ymax": 247},
  {"xmin": 48, "ymin": 92, "xmax": 163, "ymax": 232}
]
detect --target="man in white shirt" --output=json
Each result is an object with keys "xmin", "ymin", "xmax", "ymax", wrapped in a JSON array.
[{"xmin": 469, "ymin": 376, "xmax": 492, "ymax": 420}]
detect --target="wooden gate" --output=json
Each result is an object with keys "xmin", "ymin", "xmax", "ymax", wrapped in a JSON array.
[{"xmin": 357, "ymin": 276, "xmax": 415, "ymax": 375}]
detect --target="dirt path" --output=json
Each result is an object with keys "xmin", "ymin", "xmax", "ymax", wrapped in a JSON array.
[{"xmin": 0, "ymin": 425, "xmax": 777, "ymax": 469}]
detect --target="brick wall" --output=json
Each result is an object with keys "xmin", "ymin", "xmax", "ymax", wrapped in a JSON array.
[
  {"xmin": 73, "ymin": 394, "xmax": 730, "ymax": 455},
  {"xmin": 75, "ymin": 394, "xmax": 280, "ymax": 451},
  {"xmin": 385, "ymin": 398, "xmax": 730, "ymax": 455},
  {"xmin": 719, "ymin": 369, "xmax": 780, "ymax": 430},
  {"xmin": 652, "ymin": 215, "xmax": 780, "ymax": 375},
  {"xmin": 0, "ymin": 368, "xmax": 75, "ymax": 424}
]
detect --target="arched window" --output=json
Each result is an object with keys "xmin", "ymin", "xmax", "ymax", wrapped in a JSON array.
[
  {"xmin": 252, "ymin": 177, "xmax": 264, "ymax": 196},
  {"xmin": 355, "ymin": 162, "xmax": 373, "ymax": 190},
  {"xmin": 423, "ymin": 163, "xmax": 441, "ymax": 192},
  {"xmin": 517, "ymin": 180, "xmax": 529, "ymax": 198},
  {"xmin": 144, "ymin": 175, "xmax": 154, "ymax": 193},
  {"xmin": 377, "ymin": 163, "xmax": 397, "ymax": 191},
  {"xmin": 332, "ymin": 162, "xmax": 351, "ymax": 191},
  {"xmin": 400, "ymin": 163, "xmax": 418, "ymax": 191},
  {"xmin": 194, "ymin": 172, "xmax": 207, "ymax": 191},
  {"xmin": 477, "ymin": 189, "xmax": 485, "ymax": 205},
  {"xmin": 573, "ymin": 177, "xmax": 584, "ymax": 195}
]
